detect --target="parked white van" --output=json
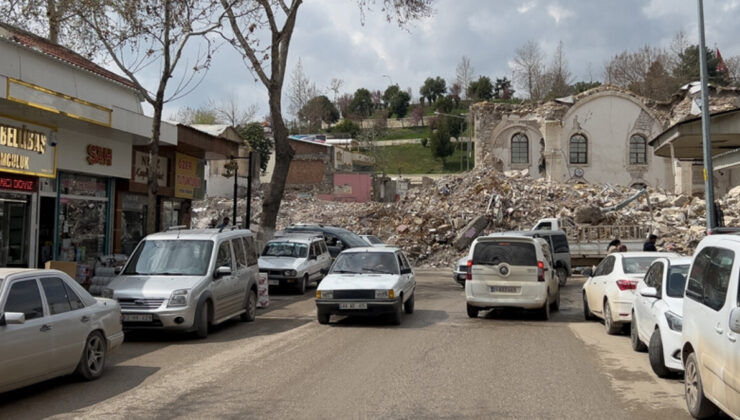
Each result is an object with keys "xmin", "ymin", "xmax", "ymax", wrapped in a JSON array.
[
  {"xmin": 259, "ymin": 233, "xmax": 332, "ymax": 293},
  {"xmin": 465, "ymin": 234, "xmax": 560, "ymax": 320},
  {"xmin": 681, "ymin": 234, "xmax": 740, "ymax": 419},
  {"xmin": 103, "ymin": 228, "xmax": 260, "ymax": 339}
]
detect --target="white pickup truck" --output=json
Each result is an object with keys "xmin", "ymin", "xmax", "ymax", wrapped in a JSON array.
[{"xmin": 532, "ymin": 217, "xmax": 650, "ymax": 266}]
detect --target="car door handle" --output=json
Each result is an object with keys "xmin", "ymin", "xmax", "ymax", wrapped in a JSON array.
[
  {"xmin": 715, "ymin": 326, "xmax": 724, "ymax": 335},
  {"xmin": 81, "ymin": 315, "xmax": 90, "ymax": 323},
  {"xmin": 729, "ymin": 334, "xmax": 737, "ymax": 343},
  {"xmin": 40, "ymin": 324, "xmax": 52, "ymax": 332}
]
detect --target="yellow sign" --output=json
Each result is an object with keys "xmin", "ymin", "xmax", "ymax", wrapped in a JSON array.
[
  {"xmin": 174, "ymin": 153, "xmax": 202, "ymax": 199},
  {"xmin": 0, "ymin": 119, "xmax": 56, "ymax": 178},
  {"xmin": 0, "ymin": 124, "xmax": 47, "ymax": 154}
]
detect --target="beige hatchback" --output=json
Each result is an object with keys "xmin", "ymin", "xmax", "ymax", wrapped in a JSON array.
[{"xmin": 465, "ymin": 234, "xmax": 560, "ymax": 320}]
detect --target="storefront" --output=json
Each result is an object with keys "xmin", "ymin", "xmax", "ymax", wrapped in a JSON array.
[{"xmin": 0, "ymin": 116, "xmax": 56, "ymax": 268}]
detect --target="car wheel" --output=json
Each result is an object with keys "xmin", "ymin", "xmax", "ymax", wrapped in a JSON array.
[
  {"xmin": 317, "ymin": 312, "xmax": 330, "ymax": 325},
  {"xmin": 583, "ymin": 293, "xmax": 596, "ymax": 321},
  {"xmin": 630, "ymin": 315, "xmax": 647, "ymax": 352},
  {"xmin": 390, "ymin": 299, "xmax": 403, "ymax": 325},
  {"xmin": 684, "ymin": 352, "xmax": 719, "ymax": 419},
  {"xmin": 297, "ymin": 275, "xmax": 307, "ymax": 294},
  {"xmin": 603, "ymin": 300, "xmax": 621, "ymax": 335},
  {"xmin": 240, "ymin": 289, "xmax": 257, "ymax": 322},
  {"xmin": 539, "ymin": 293, "xmax": 550, "ymax": 321},
  {"xmin": 466, "ymin": 304, "xmax": 479, "ymax": 318},
  {"xmin": 404, "ymin": 292, "xmax": 415, "ymax": 314},
  {"xmin": 76, "ymin": 331, "xmax": 106, "ymax": 381},
  {"xmin": 195, "ymin": 301, "xmax": 210, "ymax": 339},
  {"xmin": 556, "ymin": 267, "xmax": 567, "ymax": 287},
  {"xmin": 550, "ymin": 289, "xmax": 561, "ymax": 312},
  {"xmin": 648, "ymin": 329, "xmax": 671, "ymax": 378}
]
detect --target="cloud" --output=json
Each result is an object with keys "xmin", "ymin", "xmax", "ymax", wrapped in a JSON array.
[
  {"xmin": 547, "ymin": 3, "xmax": 574, "ymax": 24},
  {"xmin": 517, "ymin": 1, "xmax": 536, "ymax": 14}
]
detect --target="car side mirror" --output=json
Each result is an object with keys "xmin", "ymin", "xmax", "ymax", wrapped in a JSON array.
[
  {"xmin": 639, "ymin": 286, "xmax": 660, "ymax": 299},
  {"xmin": 0, "ymin": 312, "xmax": 25, "ymax": 326},
  {"xmin": 401, "ymin": 268, "xmax": 412, "ymax": 275},
  {"xmin": 730, "ymin": 307, "xmax": 740, "ymax": 334},
  {"xmin": 214, "ymin": 266, "xmax": 232, "ymax": 279}
]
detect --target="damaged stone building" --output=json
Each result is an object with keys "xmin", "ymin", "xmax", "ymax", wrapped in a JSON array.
[{"xmin": 472, "ymin": 84, "xmax": 740, "ymax": 196}]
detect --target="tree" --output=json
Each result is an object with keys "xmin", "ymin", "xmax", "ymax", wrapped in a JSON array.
[
  {"xmin": 512, "ymin": 40, "xmax": 546, "ymax": 101},
  {"xmin": 468, "ymin": 76, "xmax": 493, "ymax": 101},
  {"xmin": 332, "ymin": 119, "xmax": 361, "ymax": 138},
  {"xmin": 673, "ymin": 45, "xmax": 727, "ymax": 86},
  {"xmin": 382, "ymin": 84, "xmax": 401, "ymax": 107},
  {"xmin": 449, "ymin": 82, "xmax": 461, "ymax": 107},
  {"xmin": 603, "ymin": 45, "xmax": 676, "ymax": 100},
  {"xmin": 213, "ymin": 93, "xmax": 259, "ymax": 126},
  {"xmin": 429, "ymin": 117, "xmax": 454, "ymax": 166},
  {"xmin": 371, "ymin": 89, "xmax": 383, "ymax": 110},
  {"xmin": 299, "ymin": 95, "xmax": 339, "ymax": 131},
  {"xmin": 409, "ymin": 103, "xmax": 424, "ymax": 126},
  {"xmin": 644, "ymin": 60, "xmax": 676, "ymax": 101},
  {"xmin": 348, "ymin": 88, "xmax": 374, "ymax": 119},
  {"xmin": 434, "ymin": 95, "xmax": 454, "ymax": 113},
  {"xmin": 219, "ymin": 0, "xmax": 434, "ymax": 238},
  {"xmin": 171, "ymin": 106, "xmax": 218, "ymax": 124},
  {"xmin": 288, "ymin": 58, "xmax": 319, "ymax": 128},
  {"xmin": 456, "ymin": 55, "xmax": 474, "ymax": 99},
  {"xmin": 80, "ymin": 0, "xmax": 221, "ymax": 234},
  {"xmin": 328, "ymin": 77, "xmax": 344, "ymax": 103},
  {"xmin": 571, "ymin": 81, "xmax": 601, "ymax": 93},
  {"xmin": 544, "ymin": 40, "xmax": 573, "ymax": 99},
  {"xmin": 726, "ymin": 55, "xmax": 740, "ymax": 86},
  {"xmin": 0, "ymin": 0, "xmax": 98, "ymax": 57},
  {"xmin": 419, "ymin": 76, "xmax": 446, "ymax": 104},
  {"xmin": 389, "ymin": 90, "xmax": 411, "ymax": 119},
  {"xmin": 494, "ymin": 77, "xmax": 514, "ymax": 99},
  {"xmin": 239, "ymin": 122, "xmax": 272, "ymax": 172},
  {"xmin": 337, "ymin": 93, "xmax": 354, "ymax": 119}
]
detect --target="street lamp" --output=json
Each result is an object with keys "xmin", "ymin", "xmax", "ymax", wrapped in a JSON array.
[
  {"xmin": 434, "ymin": 111, "xmax": 472, "ymax": 171},
  {"xmin": 224, "ymin": 152, "xmax": 255, "ymax": 230},
  {"xmin": 382, "ymin": 74, "xmax": 393, "ymax": 86}
]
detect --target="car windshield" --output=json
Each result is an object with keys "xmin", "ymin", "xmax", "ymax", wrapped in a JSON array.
[
  {"xmin": 123, "ymin": 240, "xmax": 213, "ymax": 276},
  {"xmin": 622, "ymin": 257, "xmax": 660, "ymax": 274},
  {"xmin": 365, "ymin": 236, "xmax": 382, "ymax": 244},
  {"xmin": 263, "ymin": 242, "xmax": 308, "ymax": 258},
  {"xmin": 330, "ymin": 252, "xmax": 399, "ymax": 275},
  {"xmin": 666, "ymin": 264, "xmax": 689, "ymax": 298},
  {"xmin": 473, "ymin": 241, "xmax": 536, "ymax": 266}
]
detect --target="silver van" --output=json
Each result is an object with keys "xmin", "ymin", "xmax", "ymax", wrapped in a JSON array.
[
  {"xmin": 103, "ymin": 228, "xmax": 259, "ymax": 338},
  {"xmin": 259, "ymin": 233, "xmax": 332, "ymax": 293}
]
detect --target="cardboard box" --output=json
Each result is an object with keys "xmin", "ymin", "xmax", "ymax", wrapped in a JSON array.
[{"xmin": 45, "ymin": 261, "xmax": 78, "ymax": 279}]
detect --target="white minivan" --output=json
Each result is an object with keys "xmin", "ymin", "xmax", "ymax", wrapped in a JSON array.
[
  {"xmin": 681, "ymin": 234, "xmax": 740, "ymax": 419},
  {"xmin": 465, "ymin": 234, "xmax": 560, "ymax": 320}
]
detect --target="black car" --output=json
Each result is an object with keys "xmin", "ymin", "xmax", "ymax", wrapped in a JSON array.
[{"xmin": 284, "ymin": 224, "xmax": 368, "ymax": 258}]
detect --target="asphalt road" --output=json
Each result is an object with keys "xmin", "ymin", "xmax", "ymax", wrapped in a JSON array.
[{"xmin": 0, "ymin": 271, "xmax": 697, "ymax": 420}]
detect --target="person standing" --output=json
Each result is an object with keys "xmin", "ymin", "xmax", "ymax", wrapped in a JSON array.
[
  {"xmin": 643, "ymin": 234, "xmax": 658, "ymax": 252},
  {"xmin": 607, "ymin": 239, "xmax": 621, "ymax": 254},
  {"xmin": 217, "ymin": 217, "xmax": 230, "ymax": 229}
]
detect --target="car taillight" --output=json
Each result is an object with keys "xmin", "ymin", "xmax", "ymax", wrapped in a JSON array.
[
  {"xmin": 466, "ymin": 259, "xmax": 472, "ymax": 281},
  {"xmin": 616, "ymin": 279, "xmax": 638, "ymax": 291},
  {"xmin": 537, "ymin": 261, "xmax": 545, "ymax": 282}
]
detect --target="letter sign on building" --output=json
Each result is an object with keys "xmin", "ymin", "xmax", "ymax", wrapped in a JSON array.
[
  {"xmin": 86, "ymin": 144, "xmax": 113, "ymax": 166},
  {"xmin": 0, "ymin": 118, "xmax": 56, "ymax": 178}
]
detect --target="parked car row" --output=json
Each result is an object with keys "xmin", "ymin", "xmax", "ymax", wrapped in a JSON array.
[{"xmin": 582, "ymin": 235, "xmax": 740, "ymax": 420}]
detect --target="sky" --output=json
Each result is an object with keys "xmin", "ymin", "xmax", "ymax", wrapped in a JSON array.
[{"xmin": 148, "ymin": 0, "xmax": 740, "ymax": 121}]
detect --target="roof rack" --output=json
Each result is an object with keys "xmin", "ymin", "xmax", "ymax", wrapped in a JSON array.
[
  {"xmin": 274, "ymin": 230, "xmax": 324, "ymax": 240},
  {"xmin": 166, "ymin": 225, "xmax": 188, "ymax": 231}
]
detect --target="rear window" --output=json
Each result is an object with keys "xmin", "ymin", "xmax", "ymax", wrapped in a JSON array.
[
  {"xmin": 623, "ymin": 257, "xmax": 660, "ymax": 274},
  {"xmin": 473, "ymin": 241, "xmax": 536, "ymax": 266},
  {"xmin": 550, "ymin": 234, "xmax": 569, "ymax": 253}
]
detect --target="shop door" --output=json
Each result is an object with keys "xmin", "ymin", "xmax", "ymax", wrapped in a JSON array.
[
  {"xmin": 0, "ymin": 194, "xmax": 30, "ymax": 267},
  {"xmin": 38, "ymin": 196, "xmax": 56, "ymax": 267}
]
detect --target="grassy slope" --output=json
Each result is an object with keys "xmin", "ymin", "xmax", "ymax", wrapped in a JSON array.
[{"xmin": 371, "ymin": 143, "xmax": 475, "ymax": 174}]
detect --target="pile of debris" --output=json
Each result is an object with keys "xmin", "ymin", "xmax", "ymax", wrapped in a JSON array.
[{"xmin": 193, "ymin": 166, "xmax": 740, "ymax": 268}]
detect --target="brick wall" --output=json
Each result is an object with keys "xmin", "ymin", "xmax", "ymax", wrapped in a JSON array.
[{"xmin": 285, "ymin": 140, "xmax": 334, "ymax": 188}]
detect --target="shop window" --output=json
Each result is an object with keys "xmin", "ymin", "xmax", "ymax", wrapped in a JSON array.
[
  {"xmin": 0, "ymin": 193, "xmax": 31, "ymax": 267},
  {"xmin": 121, "ymin": 194, "xmax": 147, "ymax": 256},
  {"xmin": 511, "ymin": 133, "xmax": 529, "ymax": 164},
  {"xmin": 569, "ymin": 134, "xmax": 588, "ymax": 164},
  {"xmin": 629, "ymin": 134, "xmax": 647, "ymax": 164}
]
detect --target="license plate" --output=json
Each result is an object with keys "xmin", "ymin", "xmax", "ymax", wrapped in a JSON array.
[
  {"xmin": 491, "ymin": 286, "xmax": 520, "ymax": 294},
  {"xmin": 339, "ymin": 302, "xmax": 368, "ymax": 310},
  {"xmin": 268, "ymin": 280, "xmax": 280, "ymax": 286},
  {"xmin": 123, "ymin": 314, "xmax": 153, "ymax": 322}
]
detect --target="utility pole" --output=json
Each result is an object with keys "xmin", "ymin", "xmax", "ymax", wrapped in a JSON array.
[{"xmin": 697, "ymin": 0, "xmax": 717, "ymax": 229}]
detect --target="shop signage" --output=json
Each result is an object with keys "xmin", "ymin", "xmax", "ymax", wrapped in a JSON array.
[
  {"xmin": 133, "ymin": 151, "xmax": 167, "ymax": 187},
  {"xmin": 0, "ymin": 174, "xmax": 36, "ymax": 192},
  {"xmin": 0, "ymin": 120, "xmax": 56, "ymax": 178},
  {"xmin": 86, "ymin": 144, "xmax": 112, "ymax": 166},
  {"xmin": 174, "ymin": 152, "xmax": 204, "ymax": 199}
]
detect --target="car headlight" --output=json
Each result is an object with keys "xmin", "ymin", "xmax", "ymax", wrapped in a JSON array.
[
  {"xmin": 316, "ymin": 290, "xmax": 333, "ymax": 299},
  {"xmin": 375, "ymin": 289, "xmax": 393, "ymax": 299},
  {"xmin": 101, "ymin": 288, "xmax": 114, "ymax": 299},
  {"xmin": 665, "ymin": 311, "xmax": 683, "ymax": 332},
  {"xmin": 284, "ymin": 270, "xmax": 297, "ymax": 277},
  {"xmin": 168, "ymin": 289, "xmax": 189, "ymax": 307}
]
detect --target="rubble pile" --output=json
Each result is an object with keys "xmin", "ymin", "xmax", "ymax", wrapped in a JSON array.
[{"xmin": 193, "ymin": 168, "xmax": 740, "ymax": 268}]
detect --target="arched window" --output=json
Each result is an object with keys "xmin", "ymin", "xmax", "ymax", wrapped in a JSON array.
[
  {"xmin": 569, "ymin": 134, "xmax": 587, "ymax": 164},
  {"xmin": 629, "ymin": 134, "xmax": 647, "ymax": 164},
  {"xmin": 511, "ymin": 133, "xmax": 529, "ymax": 164}
]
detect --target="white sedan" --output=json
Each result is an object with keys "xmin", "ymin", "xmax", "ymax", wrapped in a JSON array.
[
  {"xmin": 315, "ymin": 247, "xmax": 416, "ymax": 325},
  {"xmin": 583, "ymin": 252, "xmax": 678, "ymax": 334},
  {"xmin": 0, "ymin": 268, "xmax": 124, "ymax": 393},
  {"xmin": 631, "ymin": 256, "xmax": 691, "ymax": 377}
]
